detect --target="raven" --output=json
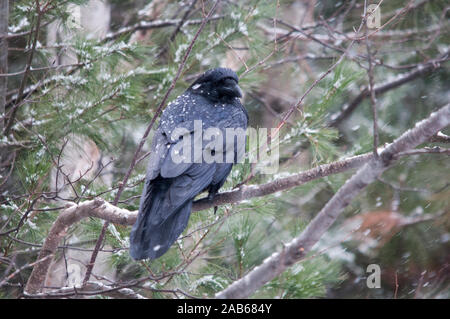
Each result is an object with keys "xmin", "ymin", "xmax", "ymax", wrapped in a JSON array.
[{"xmin": 130, "ymin": 68, "xmax": 248, "ymax": 260}]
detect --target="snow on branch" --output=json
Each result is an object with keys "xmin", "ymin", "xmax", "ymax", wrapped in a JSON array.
[
  {"xmin": 24, "ymin": 152, "xmax": 373, "ymax": 294},
  {"xmin": 103, "ymin": 15, "xmax": 225, "ymax": 42},
  {"xmin": 24, "ymin": 199, "xmax": 135, "ymax": 294},
  {"xmin": 23, "ymin": 281, "xmax": 146, "ymax": 299},
  {"xmin": 25, "ymin": 103, "xmax": 449, "ymax": 295},
  {"xmin": 215, "ymin": 103, "xmax": 450, "ymax": 299}
]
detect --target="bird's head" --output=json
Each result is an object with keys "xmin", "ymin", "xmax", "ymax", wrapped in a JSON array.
[{"xmin": 189, "ymin": 67, "xmax": 242, "ymax": 102}]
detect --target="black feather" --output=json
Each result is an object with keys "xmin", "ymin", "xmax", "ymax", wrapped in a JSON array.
[{"xmin": 130, "ymin": 68, "xmax": 248, "ymax": 260}]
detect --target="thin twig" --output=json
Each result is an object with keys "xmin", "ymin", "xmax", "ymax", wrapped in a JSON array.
[
  {"xmin": 3, "ymin": 0, "xmax": 43, "ymax": 135},
  {"xmin": 329, "ymin": 51, "xmax": 449, "ymax": 126},
  {"xmin": 365, "ymin": 20, "xmax": 379, "ymax": 158}
]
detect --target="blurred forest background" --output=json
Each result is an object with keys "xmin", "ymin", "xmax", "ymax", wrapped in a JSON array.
[{"xmin": 0, "ymin": 0, "xmax": 449, "ymax": 299}]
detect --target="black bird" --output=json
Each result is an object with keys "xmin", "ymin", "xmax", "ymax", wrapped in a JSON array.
[{"xmin": 130, "ymin": 68, "xmax": 248, "ymax": 260}]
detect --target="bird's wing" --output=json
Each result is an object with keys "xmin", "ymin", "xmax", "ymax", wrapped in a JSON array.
[
  {"xmin": 132, "ymin": 161, "xmax": 218, "ymax": 259},
  {"xmin": 160, "ymin": 127, "xmax": 203, "ymax": 178},
  {"xmin": 145, "ymin": 129, "xmax": 170, "ymax": 181},
  {"xmin": 144, "ymin": 124, "xmax": 197, "ymax": 180},
  {"xmin": 151, "ymin": 162, "xmax": 217, "ymax": 225},
  {"xmin": 146, "ymin": 92, "xmax": 202, "ymax": 180},
  {"xmin": 146, "ymin": 94, "xmax": 247, "ymax": 182},
  {"xmin": 138, "ymin": 139, "xmax": 215, "ymax": 230}
]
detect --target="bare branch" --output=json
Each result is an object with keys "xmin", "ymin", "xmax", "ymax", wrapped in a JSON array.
[
  {"xmin": 194, "ymin": 153, "xmax": 373, "ymax": 210},
  {"xmin": 23, "ymin": 281, "xmax": 146, "ymax": 299},
  {"xmin": 23, "ymin": 100, "xmax": 450, "ymax": 295},
  {"xmin": 23, "ymin": 151, "xmax": 375, "ymax": 294},
  {"xmin": 329, "ymin": 51, "xmax": 449, "ymax": 126},
  {"xmin": 429, "ymin": 131, "xmax": 450, "ymax": 143},
  {"xmin": 0, "ymin": 255, "xmax": 53, "ymax": 289},
  {"xmin": 393, "ymin": 146, "xmax": 450, "ymax": 158},
  {"xmin": 365, "ymin": 27, "xmax": 379, "ymax": 158},
  {"xmin": 215, "ymin": 103, "xmax": 450, "ymax": 299},
  {"xmin": 3, "ymin": 0, "xmax": 43, "ymax": 135},
  {"xmin": 24, "ymin": 199, "xmax": 135, "ymax": 294},
  {"xmin": 103, "ymin": 15, "xmax": 224, "ymax": 42},
  {"xmin": 0, "ymin": 0, "xmax": 8, "ymax": 132},
  {"xmin": 263, "ymin": 16, "xmax": 449, "ymax": 43}
]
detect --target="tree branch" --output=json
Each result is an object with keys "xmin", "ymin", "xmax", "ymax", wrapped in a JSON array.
[
  {"xmin": 24, "ymin": 199, "xmax": 135, "ymax": 294},
  {"xmin": 428, "ymin": 131, "xmax": 450, "ymax": 143},
  {"xmin": 24, "ymin": 151, "xmax": 373, "ymax": 294},
  {"xmin": 215, "ymin": 103, "xmax": 450, "ymax": 299},
  {"xmin": 0, "ymin": 0, "xmax": 8, "ymax": 132},
  {"xmin": 328, "ymin": 51, "xmax": 449, "ymax": 127},
  {"xmin": 24, "ymin": 103, "xmax": 449, "ymax": 295},
  {"xmin": 23, "ymin": 281, "xmax": 146, "ymax": 299},
  {"xmin": 3, "ymin": 0, "xmax": 42, "ymax": 136},
  {"xmin": 103, "ymin": 15, "xmax": 224, "ymax": 42}
]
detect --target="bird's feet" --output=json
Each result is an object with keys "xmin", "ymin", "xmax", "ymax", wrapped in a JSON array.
[{"xmin": 207, "ymin": 192, "xmax": 218, "ymax": 214}]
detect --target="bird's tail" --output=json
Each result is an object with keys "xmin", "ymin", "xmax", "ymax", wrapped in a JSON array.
[{"xmin": 129, "ymin": 178, "xmax": 193, "ymax": 260}]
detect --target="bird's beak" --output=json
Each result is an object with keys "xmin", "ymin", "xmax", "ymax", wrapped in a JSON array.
[
  {"xmin": 226, "ymin": 83, "xmax": 242, "ymax": 98},
  {"xmin": 234, "ymin": 83, "xmax": 243, "ymax": 98},
  {"xmin": 220, "ymin": 79, "xmax": 243, "ymax": 99}
]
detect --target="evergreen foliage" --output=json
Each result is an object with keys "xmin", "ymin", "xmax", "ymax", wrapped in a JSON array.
[{"xmin": 1, "ymin": 0, "xmax": 449, "ymax": 299}]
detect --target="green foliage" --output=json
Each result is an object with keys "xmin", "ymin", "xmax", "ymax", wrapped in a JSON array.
[
  {"xmin": 259, "ymin": 256, "xmax": 345, "ymax": 298},
  {"xmin": 2, "ymin": 0, "xmax": 448, "ymax": 299}
]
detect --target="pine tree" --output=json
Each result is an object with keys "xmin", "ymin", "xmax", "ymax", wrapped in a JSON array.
[{"xmin": 1, "ymin": 0, "xmax": 449, "ymax": 299}]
